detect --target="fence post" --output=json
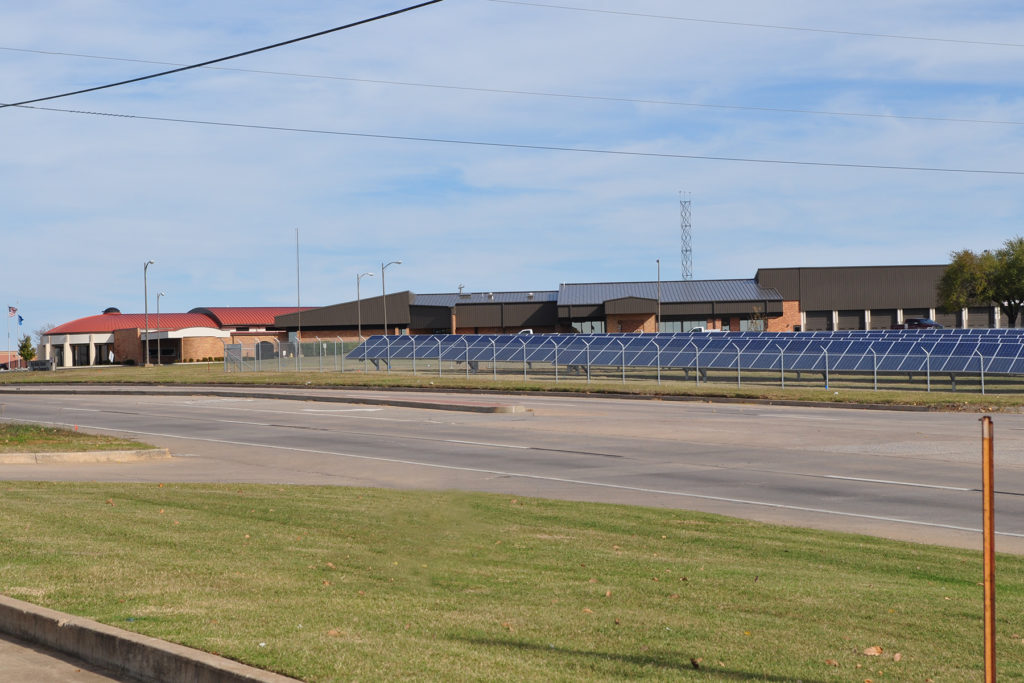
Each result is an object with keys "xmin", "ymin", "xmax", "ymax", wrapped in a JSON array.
[
  {"xmin": 584, "ymin": 340, "xmax": 591, "ymax": 384},
  {"xmin": 872, "ymin": 349, "xmax": 877, "ymax": 391},
  {"xmin": 977, "ymin": 349, "xmax": 986, "ymax": 395},
  {"xmin": 317, "ymin": 338, "xmax": 323, "ymax": 372},
  {"xmin": 464, "ymin": 337, "xmax": 470, "ymax": 379},
  {"xmin": 385, "ymin": 336, "xmax": 392, "ymax": 374},
  {"xmin": 688, "ymin": 341, "xmax": 699, "ymax": 386},
  {"xmin": 617, "ymin": 340, "xmax": 626, "ymax": 384},
  {"xmin": 823, "ymin": 347, "xmax": 830, "ymax": 389},
  {"xmin": 438, "ymin": 338, "xmax": 443, "ymax": 377},
  {"xmin": 924, "ymin": 347, "xmax": 931, "ymax": 392},
  {"xmin": 491, "ymin": 339, "xmax": 497, "ymax": 381},
  {"xmin": 521, "ymin": 338, "xmax": 528, "ymax": 382},
  {"xmin": 654, "ymin": 341, "xmax": 661, "ymax": 385},
  {"xmin": 411, "ymin": 336, "xmax": 417, "ymax": 375},
  {"xmin": 731, "ymin": 342, "xmax": 741, "ymax": 388},
  {"xmin": 776, "ymin": 343, "xmax": 784, "ymax": 388},
  {"xmin": 552, "ymin": 338, "xmax": 559, "ymax": 383}
]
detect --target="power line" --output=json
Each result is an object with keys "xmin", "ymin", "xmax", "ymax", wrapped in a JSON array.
[
  {"xmin": 489, "ymin": 0, "xmax": 1024, "ymax": 49},
  {"xmin": 15, "ymin": 102, "xmax": 1024, "ymax": 176},
  {"xmin": 0, "ymin": 0, "xmax": 443, "ymax": 110},
  {"xmin": 3, "ymin": 45, "xmax": 1022, "ymax": 127}
]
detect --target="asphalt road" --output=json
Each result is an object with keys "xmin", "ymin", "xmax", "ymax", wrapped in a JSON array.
[{"xmin": 2, "ymin": 387, "xmax": 1023, "ymax": 553}]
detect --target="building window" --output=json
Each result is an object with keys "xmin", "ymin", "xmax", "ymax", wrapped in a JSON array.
[
  {"xmin": 740, "ymin": 318, "xmax": 765, "ymax": 332},
  {"xmin": 574, "ymin": 320, "xmax": 605, "ymax": 334}
]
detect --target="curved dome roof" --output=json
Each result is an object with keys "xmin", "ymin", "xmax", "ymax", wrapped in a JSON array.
[{"xmin": 46, "ymin": 311, "xmax": 218, "ymax": 335}]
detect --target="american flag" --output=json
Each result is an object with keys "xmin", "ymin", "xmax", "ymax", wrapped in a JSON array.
[{"xmin": 6, "ymin": 306, "xmax": 15, "ymax": 318}]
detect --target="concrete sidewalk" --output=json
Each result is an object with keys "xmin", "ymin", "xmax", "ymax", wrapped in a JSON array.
[{"xmin": 0, "ymin": 595, "xmax": 300, "ymax": 682}]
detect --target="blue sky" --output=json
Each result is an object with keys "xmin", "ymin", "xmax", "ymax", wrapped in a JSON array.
[{"xmin": 3, "ymin": 0, "xmax": 1024, "ymax": 337}]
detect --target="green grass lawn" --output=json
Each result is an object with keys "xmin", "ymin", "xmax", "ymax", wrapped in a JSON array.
[
  {"xmin": 0, "ymin": 423, "xmax": 152, "ymax": 453},
  {"xmin": 0, "ymin": 482, "xmax": 1020, "ymax": 681},
  {"xmin": 5, "ymin": 361, "xmax": 1024, "ymax": 412}
]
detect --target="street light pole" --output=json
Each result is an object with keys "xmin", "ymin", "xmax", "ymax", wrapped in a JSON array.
[
  {"xmin": 156, "ymin": 291, "xmax": 165, "ymax": 365},
  {"xmin": 143, "ymin": 260, "xmax": 154, "ymax": 366},
  {"xmin": 656, "ymin": 258, "xmax": 661, "ymax": 332},
  {"xmin": 381, "ymin": 260, "xmax": 402, "ymax": 336},
  {"xmin": 356, "ymin": 272, "xmax": 374, "ymax": 340}
]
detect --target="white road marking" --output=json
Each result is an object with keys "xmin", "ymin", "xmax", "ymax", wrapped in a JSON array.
[
  {"xmin": 302, "ymin": 408, "xmax": 383, "ymax": 413},
  {"xmin": 824, "ymin": 475, "xmax": 971, "ymax": 491},
  {"xmin": 47, "ymin": 421, "xmax": 1024, "ymax": 540},
  {"xmin": 445, "ymin": 439, "xmax": 529, "ymax": 449}
]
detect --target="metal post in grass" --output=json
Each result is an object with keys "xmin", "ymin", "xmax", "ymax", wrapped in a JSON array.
[
  {"xmin": 688, "ymin": 340, "xmax": 700, "ymax": 386},
  {"xmin": 521, "ymin": 338, "xmax": 528, "ymax": 382},
  {"xmin": 654, "ymin": 341, "xmax": 661, "ymax": 385},
  {"xmin": 385, "ymin": 336, "xmax": 392, "ymax": 374},
  {"xmin": 981, "ymin": 415, "xmax": 996, "ymax": 682},
  {"xmin": 339, "ymin": 339, "xmax": 344, "ymax": 373},
  {"xmin": 552, "ymin": 337, "xmax": 559, "ymax": 383},
  {"xmin": 617, "ymin": 339, "xmax": 626, "ymax": 384},
  {"xmin": 464, "ymin": 337, "xmax": 470, "ymax": 379},
  {"xmin": 491, "ymin": 338, "xmax": 496, "ymax": 381},
  {"xmin": 438, "ymin": 338, "xmax": 443, "ymax": 377},
  {"xmin": 410, "ymin": 336, "xmax": 417, "ymax": 375},
  {"xmin": 872, "ymin": 349, "xmax": 878, "ymax": 391},
  {"xmin": 776, "ymin": 343, "xmax": 784, "ymax": 388},
  {"xmin": 277, "ymin": 340, "xmax": 282, "ymax": 372},
  {"xmin": 977, "ymin": 349, "xmax": 986, "ymax": 395},
  {"xmin": 316, "ymin": 338, "xmax": 323, "ymax": 372},
  {"xmin": 823, "ymin": 346, "xmax": 830, "ymax": 389},
  {"xmin": 584, "ymin": 339, "xmax": 592, "ymax": 384},
  {"xmin": 923, "ymin": 346, "xmax": 931, "ymax": 392},
  {"xmin": 731, "ymin": 342, "xmax": 741, "ymax": 388}
]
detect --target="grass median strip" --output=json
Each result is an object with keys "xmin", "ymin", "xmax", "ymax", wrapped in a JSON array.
[
  {"xmin": 0, "ymin": 423, "xmax": 152, "ymax": 453},
  {"xmin": 0, "ymin": 482, "xmax": 1022, "ymax": 680},
  {"xmin": 5, "ymin": 362, "xmax": 1024, "ymax": 410}
]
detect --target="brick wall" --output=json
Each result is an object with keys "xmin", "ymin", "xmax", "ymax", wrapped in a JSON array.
[
  {"xmin": 182, "ymin": 337, "xmax": 226, "ymax": 361},
  {"xmin": 766, "ymin": 300, "xmax": 802, "ymax": 332},
  {"xmin": 606, "ymin": 314, "xmax": 655, "ymax": 334},
  {"xmin": 113, "ymin": 328, "xmax": 142, "ymax": 365}
]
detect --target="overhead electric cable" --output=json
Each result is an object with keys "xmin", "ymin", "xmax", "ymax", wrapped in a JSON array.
[
  {"xmin": 3, "ymin": 45, "xmax": 1022, "ymax": 127},
  {"xmin": 489, "ymin": 0, "xmax": 1024, "ymax": 48},
  {"xmin": 0, "ymin": 0, "xmax": 443, "ymax": 110},
  {"xmin": 16, "ymin": 103, "xmax": 1024, "ymax": 176}
]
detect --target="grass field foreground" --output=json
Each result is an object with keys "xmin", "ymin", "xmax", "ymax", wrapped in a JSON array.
[
  {"xmin": 0, "ymin": 482, "xmax": 1021, "ymax": 681},
  {"xmin": 0, "ymin": 423, "xmax": 152, "ymax": 453}
]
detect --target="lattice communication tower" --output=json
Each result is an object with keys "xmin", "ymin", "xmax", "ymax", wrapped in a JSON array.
[{"xmin": 679, "ymin": 192, "xmax": 692, "ymax": 280}]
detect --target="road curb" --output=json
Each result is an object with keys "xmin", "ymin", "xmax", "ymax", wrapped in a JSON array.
[
  {"xmin": 0, "ymin": 448, "xmax": 172, "ymax": 465},
  {"xmin": 0, "ymin": 594, "xmax": 300, "ymax": 682},
  {"xmin": 0, "ymin": 387, "xmax": 524, "ymax": 414}
]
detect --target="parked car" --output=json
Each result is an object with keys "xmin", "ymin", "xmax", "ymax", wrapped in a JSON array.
[{"xmin": 892, "ymin": 318, "xmax": 943, "ymax": 329}]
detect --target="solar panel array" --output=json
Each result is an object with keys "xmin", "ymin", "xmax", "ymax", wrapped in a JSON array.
[{"xmin": 349, "ymin": 329, "xmax": 1024, "ymax": 376}]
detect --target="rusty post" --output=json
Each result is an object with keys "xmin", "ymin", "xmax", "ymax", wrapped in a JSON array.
[{"xmin": 982, "ymin": 415, "xmax": 996, "ymax": 682}]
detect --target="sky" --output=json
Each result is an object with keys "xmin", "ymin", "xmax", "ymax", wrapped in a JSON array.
[{"xmin": 3, "ymin": 0, "xmax": 1024, "ymax": 338}]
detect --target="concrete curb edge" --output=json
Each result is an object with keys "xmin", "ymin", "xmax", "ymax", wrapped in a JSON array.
[
  {"xmin": 0, "ymin": 448, "xmax": 172, "ymax": 465},
  {"xmin": 0, "ymin": 595, "xmax": 300, "ymax": 683}
]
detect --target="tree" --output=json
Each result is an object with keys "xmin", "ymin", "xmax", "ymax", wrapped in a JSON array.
[
  {"xmin": 17, "ymin": 334, "xmax": 36, "ymax": 363},
  {"xmin": 32, "ymin": 323, "xmax": 54, "ymax": 350},
  {"xmin": 938, "ymin": 237, "xmax": 1024, "ymax": 327}
]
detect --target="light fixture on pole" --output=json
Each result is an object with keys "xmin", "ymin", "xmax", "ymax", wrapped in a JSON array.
[
  {"xmin": 356, "ymin": 272, "xmax": 374, "ymax": 340},
  {"xmin": 156, "ymin": 292, "xmax": 165, "ymax": 365},
  {"xmin": 143, "ymin": 260, "xmax": 154, "ymax": 366},
  {"xmin": 381, "ymin": 260, "xmax": 402, "ymax": 336}
]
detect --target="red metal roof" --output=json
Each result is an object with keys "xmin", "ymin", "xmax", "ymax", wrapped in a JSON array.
[
  {"xmin": 189, "ymin": 307, "xmax": 313, "ymax": 327},
  {"xmin": 46, "ymin": 312, "xmax": 218, "ymax": 335}
]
